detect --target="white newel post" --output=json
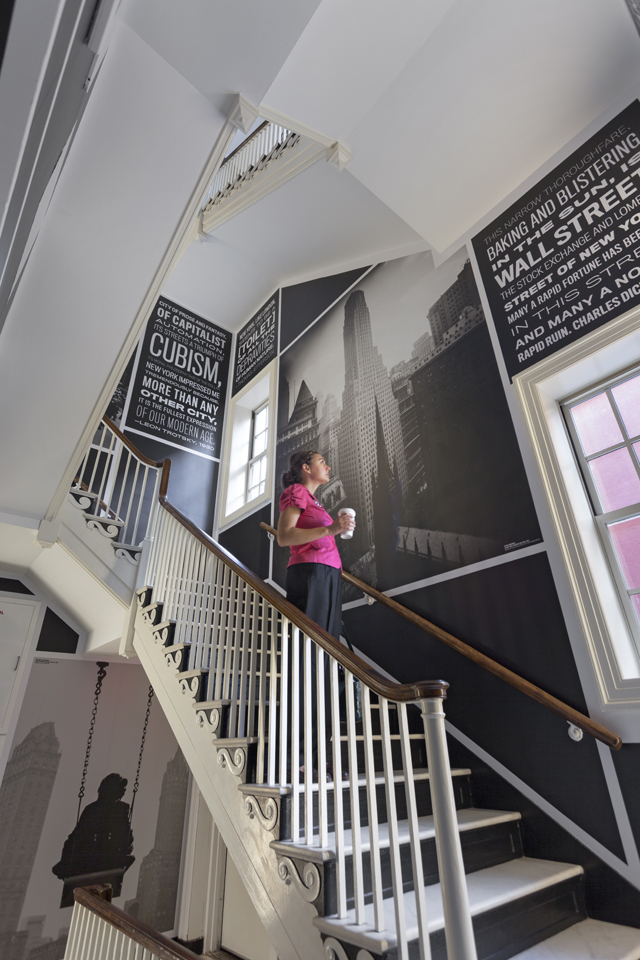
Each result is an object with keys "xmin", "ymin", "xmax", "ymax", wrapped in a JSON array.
[{"xmin": 420, "ymin": 697, "xmax": 478, "ymax": 960}]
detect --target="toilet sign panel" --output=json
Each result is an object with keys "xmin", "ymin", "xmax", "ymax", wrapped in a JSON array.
[{"xmin": 472, "ymin": 101, "xmax": 640, "ymax": 379}]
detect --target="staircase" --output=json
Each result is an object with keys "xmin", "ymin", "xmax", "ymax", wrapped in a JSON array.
[{"xmin": 67, "ymin": 421, "xmax": 640, "ymax": 960}]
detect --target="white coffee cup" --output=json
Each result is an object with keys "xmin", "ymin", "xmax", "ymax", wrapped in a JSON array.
[{"xmin": 338, "ymin": 508, "xmax": 356, "ymax": 539}]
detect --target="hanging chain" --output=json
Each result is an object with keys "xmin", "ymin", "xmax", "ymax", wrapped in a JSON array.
[
  {"xmin": 77, "ymin": 661, "xmax": 109, "ymax": 823},
  {"xmin": 129, "ymin": 684, "xmax": 154, "ymax": 822}
]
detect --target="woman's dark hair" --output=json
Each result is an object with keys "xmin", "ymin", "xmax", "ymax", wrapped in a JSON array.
[{"xmin": 282, "ymin": 450, "xmax": 317, "ymax": 488}]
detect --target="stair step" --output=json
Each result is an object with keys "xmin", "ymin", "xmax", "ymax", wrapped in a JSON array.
[
  {"xmin": 511, "ymin": 917, "xmax": 640, "ymax": 959},
  {"xmin": 313, "ymin": 857, "xmax": 584, "ymax": 952},
  {"xmin": 271, "ymin": 807, "xmax": 521, "ymax": 861},
  {"xmin": 232, "ymin": 768, "xmax": 470, "ymax": 796},
  {"xmin": 112, "ymin": 542, "xmax": 142, "ymax": 563},
  {"xmin": 289, "ymin": 766, "xmax": 471, "ymax": 792},
  {"xmin": 192, "ymin": 700, "xmax": 231, "ymax": 710}
]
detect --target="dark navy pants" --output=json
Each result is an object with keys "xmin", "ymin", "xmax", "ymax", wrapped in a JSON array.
[{"xmin": 285, "ymin": 563, "xmax": 341, "ymax": 767}]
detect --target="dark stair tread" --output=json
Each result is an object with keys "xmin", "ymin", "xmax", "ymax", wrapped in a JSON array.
[
  {"xmin": 509, "ymin": 918, "xmax": 640, "ymax": 959},
  {"xmin": 271, "ymin": 807, "xmax": 521, "ymax": 861},
  {"xmin": 313, "ymin": 858, "xmax": 584, "ymax": 951}
]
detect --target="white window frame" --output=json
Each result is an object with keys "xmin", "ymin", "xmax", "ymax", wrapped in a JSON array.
[
  {"xmin": 561, "ymin": 368, "xmax": 640, "ymax": 656},
  {"xmin": 246, "ymin": 400, "xmax": 269, "ymax": 504},
  {"xmin": 514, "ymin": 305, "xmax": 640, "ymax": 708},
  {"xmin": 218, "ymin": 359, "xmax": 277, "ymax": 530}
]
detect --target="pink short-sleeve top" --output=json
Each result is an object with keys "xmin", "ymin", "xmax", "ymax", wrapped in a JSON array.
[{"xmin": 279, "ymin": 484, "xmax": 342, "ymax": 569}]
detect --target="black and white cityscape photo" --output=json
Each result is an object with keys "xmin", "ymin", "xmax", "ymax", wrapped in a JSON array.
[{"xmin": 275, "ymin": 250, "xmax": 541, "ymax": 593}]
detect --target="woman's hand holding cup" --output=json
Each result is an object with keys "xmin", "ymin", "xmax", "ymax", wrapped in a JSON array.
[{"xmin": 333, "ymin": 508, "xmax": 356, "ymax": 539}]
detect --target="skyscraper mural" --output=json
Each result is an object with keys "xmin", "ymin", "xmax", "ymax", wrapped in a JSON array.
[
  {"xmin": 275, "ymin": 250, "xmax": 541, "ymax": 593},
  {"xmin": 0, "ymin": 725, "xmax": 61, "ymax": 960},
  {"xmin": 125, "ymin": 750, "xmax": 189, "ymax": 931}
]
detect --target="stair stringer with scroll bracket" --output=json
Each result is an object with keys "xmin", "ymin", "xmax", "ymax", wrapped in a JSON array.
[{"xmin": 132, "ymin": 605, "xmax": 325, "ymax": 960}]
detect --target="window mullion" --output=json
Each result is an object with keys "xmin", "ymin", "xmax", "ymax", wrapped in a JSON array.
[{"xmin": 561, "ymin": 403, "xmax": 604, "ymax": 514}]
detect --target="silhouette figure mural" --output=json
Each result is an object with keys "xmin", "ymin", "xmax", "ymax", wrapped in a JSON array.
[
  {"xmin": 52, "ymin": 774, "xmax": 135, "ymax": 906},
  {"xmin": 52, "ymin": 662, "xmax": 154, "ymax": 907}
]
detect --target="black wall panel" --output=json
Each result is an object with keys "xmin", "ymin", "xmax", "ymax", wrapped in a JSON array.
[
  {"xmin": 218, "ymin": 504, "xmax": 272, "ymax": 581},
  {"xmin": 124, "ymin": 431, "xmax": 218, "ymax": 534},
  {"xmin": 448, "ymin": 737, "xmax": 640, "ymax": 928},
  {"xmin": 280, "ymin": 266, "xmax": 371, "ymax": 351},
  {"xmin": 0, "ymin": 577, "xmax": 33, "ymax": 594},
  {"xmin": 343, "ymin": 553, "xmax": 625, "ymax": 859},
  {"xmin": 37, "ymin": 608, "xmax": 79, "ymax": 654},
  {"xmin": 613, "ymin": 744, "xmax": 640, "ymax": 854}
]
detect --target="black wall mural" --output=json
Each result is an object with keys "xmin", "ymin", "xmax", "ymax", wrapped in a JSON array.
[
  {"xmin": 125, "ymin": 297, "xmax": 231, "ymax": 459},
  {"xmin": 274, "ymin": 251, "xmax": 541, "ymax": 593},
  {"xmin": 104, "ymin": 297, "xmax": 231, "ymax": 533},
  {"xmin": 473, "ymin": 100, "xmax": 640, "ymax": 379},
  {"xmin": 233, "ymin": 295, "xmax": 278, "ymax": 395}
]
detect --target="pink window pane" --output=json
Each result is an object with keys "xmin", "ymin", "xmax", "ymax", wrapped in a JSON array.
[
  {"xmin": 612, "ymin": 374, "xmax": 640, "ymax": 440},
  {"xmin": 608, "ymin": 515, "xmax": 640, "ymax": 589},
  {"xmin": 570, "ymin": 393, "xmax": 623, "ymax": 455},
  {"xmin": 589, "ymin": 448, "xmax": 640, "ymax": 512},
  {"xmin": 632, "ymin": 594, "xmax": 640, "ymax": 628}
]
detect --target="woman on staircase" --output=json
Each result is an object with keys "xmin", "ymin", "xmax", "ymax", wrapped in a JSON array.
[
  {"xmin": 277, "ymin": 450, "xmax": 354, "ymax": 638},
  {"xmin": 277, "ymin": 450, "xmax": 355, "ymax": 778}
]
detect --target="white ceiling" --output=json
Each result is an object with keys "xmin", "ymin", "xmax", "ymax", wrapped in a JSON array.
[
  {"xmin": 261, "ymin": 0, "xmax": 640, "ymax": 252},
  {"xmin": 121, "ymin": 0, "xmax": 322, "ymax": 115},
  {"xmin": 163, "ymin": 159, "xmax": 426, "ymax": 332}
]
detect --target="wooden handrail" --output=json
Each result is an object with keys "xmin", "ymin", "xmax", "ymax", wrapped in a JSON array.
[
  {"xmin": 260, "ymin": 522, "xmax": 622, "ymax": 750},
  {"xmin": 74, "ymin": 886, "xmax": 200, "ymax": 960},
  {"xmin": 158, "ymin": 494, "xmax": 448, "ymax": 703},
  {"xmin": 102, "ymin": 415, "xmax": 172, "ymax": 502},
  {"xmin": 220, "ymin": 119, "xmax": 269, "ymax": 167},
  {"xmin": 103, "ymin": 416, "xmax": 166, "ymax": 469}
]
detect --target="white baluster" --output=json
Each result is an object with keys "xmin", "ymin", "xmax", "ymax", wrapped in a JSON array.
[
  {"xmin": 330, "ymin": 657, "xmax": 347, "ymax": 916},
  {"xmin": 216, "ymin": 569, "xmax": 234, "ymax": 701},
  {"xmin": 66, "ymin": 902, "xmax": 83, "ymax": 960},
  {"xmin": 106, "ymin": 441, "xmax": 126, "ymax": 523},
  {"xmin": 130, "ymin": 463, "xmax": 149, "ymax": 544},
  {"xmin": 346, "ymin": 668, "xmax": 365, "ymax": 923},
  {"xmin": 268, "ymin": 605, "xmax": 278, "ymax": 782},
  {"xmin": 279, "ymin": 615, "xmax": 289, "ymax": 785},
  {"xmin": 317, "ymin": 645, "xmax": 328, "ymax": 848},
  {"xmin": 399, "ymin": 702, "xmax": 431, "ymax": 959},
  {"xmin": 362, "ymin": 686, "xmax": 385, "ymax": 931},
  {"xmin": 291, "ymin": 626, "xmax": 301, "ymax": 838},
  {"xmin": 228, "ymin": 577, "xmax": 246, "ymax": 738},
  {"xmin": 304, "ymin": 633, "xmax": 313, "ymax": 843},
  {"xmin": 175, "ymin": 531, "xmax": 196, "ymax": 647},
  {"xmin": 245, "ymin": 588, "xmax": 259, "ymax": 738},
  {"xmin": 257, "ymin": 593, "xmax": 268, "ymax": 784},
  {"xmin": 95, "ymin": 430, "xmax": 117, "ymax": 513},
  {"xmin": 206, "ymin": 558, "xmax": 226, "ymax": 701},
  {"xmin": 87, "ymin": 422, "xmax": 109, "ymax": 495},
  {"xmin": 380, "ymin": 699, "xmax": 408, "ymax": 959},
  {"xmin": 420, "ymin": 697, "xmax": 477, "ymax": 960},
  {"xmin": 164, "ymin": 522, "xmax": 184, "ymax": 619},
  {"xmin": 195, "ymin": 551, "xmax": 215, "ymax": 671}
]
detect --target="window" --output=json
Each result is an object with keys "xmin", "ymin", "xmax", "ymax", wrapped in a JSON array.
[
  {"xmin": 218, "ymin": 360, "xmax": 277, "ymax": 530},
  {"xmin": 246, "ymin": 401, "xmax": 269, "ymax": 502},
  {"xmin": 564, "ymin": 368, "xmax": 640, "ymax": 647},
  {"xmin": 513, "ymin": 307, "xmax": 640, "ymax": 712}
]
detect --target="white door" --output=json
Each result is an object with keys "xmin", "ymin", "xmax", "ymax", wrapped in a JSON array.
[{"xmin": 0, "ymin": 598, "xmax": 40, "ymax": 731}]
